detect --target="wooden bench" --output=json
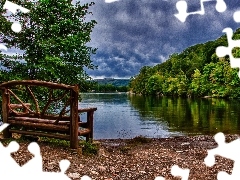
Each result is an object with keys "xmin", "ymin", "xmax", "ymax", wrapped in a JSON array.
[{"xmin": 0, "ymin": 80, "xmax": 97, "ymax": 149}]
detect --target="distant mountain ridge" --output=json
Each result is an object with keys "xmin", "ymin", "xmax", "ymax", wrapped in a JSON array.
[{"xmin": 93, "ymin": 78, "xmax": 130, "ymax": 87}]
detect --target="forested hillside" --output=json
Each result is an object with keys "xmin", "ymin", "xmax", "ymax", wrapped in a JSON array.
[
  {"xmin": 88, "ymin": 79, "xmax": 129, "ymax": 92},
  {"xmin": 129, "ymin": 28, "xmax": 240, "ymax": 98},
  {"xmin": 94, "ymin": 79, "xmax": 130, "ymax": 87},
  {"xmin": 80, "ymin": 79, "xmax": 129, "ymax": 92}
]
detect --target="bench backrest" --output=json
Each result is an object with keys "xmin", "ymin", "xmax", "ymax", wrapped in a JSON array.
[{"xmin": 0, "ymin": 80, "xmax": 80, "ymax": 148}]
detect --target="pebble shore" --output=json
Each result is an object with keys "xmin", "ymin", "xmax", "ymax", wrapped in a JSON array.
[{"xmin": 2, "ymin": 134, "xmax": 239, "ymax": 179}]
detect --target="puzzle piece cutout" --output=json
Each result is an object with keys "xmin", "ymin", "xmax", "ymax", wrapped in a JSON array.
[
  {"xmin": 204, "ymin": 132, "xmax": 240, "ymax": 180},
  {"xmin": 0, "ymin": 140, "xmax": 21, "ymax": 179},
  {"xmin": 175, "ymin": 0, "xmax": 226, "ymax": 22},
  {"xmin": 0, "ymin": 123, "xmax": 92, "ymax": 180},
  {"xmin": 154, "ymin": 165, "xmax": 190, "ymax": 180},
  {"xmin": 216, "ymin": 27, "xmax": 240, "ymax": 78},
  {"xmin": 233, "ymin": 11, "xmax": 240, "ymax": 23},
  {"xmin": 0, "ymin": 141, "xmax": 89, "ymax": 180},
  {"xmin": 81, "ymin": 175, "xmax": 92, "ymax": 180}
]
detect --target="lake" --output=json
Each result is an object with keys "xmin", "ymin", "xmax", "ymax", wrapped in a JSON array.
[{"xmin": 79, "ymin": 93, "xmax": 240, "ymax": 139}]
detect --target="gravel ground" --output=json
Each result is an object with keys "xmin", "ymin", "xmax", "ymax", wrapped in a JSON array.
[{"xmin": 1, "ymin": 134, "xmax": 240, "ymax": 180}]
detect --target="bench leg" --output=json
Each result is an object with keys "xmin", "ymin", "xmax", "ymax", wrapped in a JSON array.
[
  {"xmin": 86, "ymin": 135, "xmax": 90, "ymax": 142},
  {"xmin": 3, "ymin": 128, "xmax": 12, "ymax": 139},
  {"xmin": 87, "ymin": 111, "xmax": 93, "ymax": 142}
]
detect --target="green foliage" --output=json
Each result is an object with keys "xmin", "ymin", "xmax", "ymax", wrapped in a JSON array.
[
  {"xmin": 89, "ymin": 82, "xmax": 128, "ymax": 92},
  {"xmin": 190, "ymin": 69, "xmax": 204, "ymax": 96},
  {"xmin": 119, "ymin": 146, "xmax": 131, "ymax": 154},
  {"xmin": 38, "ymin": 137, "xmax": 70, "ymax": 147},
  {"xmin": 0, "ymin": 0, "xmax": 97, "ymax": 85},
  {"xmin": 176, "ymin": 71, "xmax": 189, "ymax": 96},
  {"xmin": 80, "ymin": 140, "xmax": 99, "ymax": 155},
  {"xmin": 129, "ymin": 28, "xmax": 240, "ymax": 98},
  {"xmin": 130, "ymin": 66, "xmax": 155, "ymax": 95},
  {"xmin": 146, "ymin": 74, "xmax": 164, "ymax": 95},
  {"xmin": 94, "ymin": 79, "xmax": 130, "ymax": 86}
]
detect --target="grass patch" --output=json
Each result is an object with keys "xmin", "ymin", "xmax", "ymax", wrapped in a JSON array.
[
  {"xmin": 119, "ymin": 146, "xmax": 131, "ymax": 154},
  {"xmin": 80, "ymin": 140, "xmax": 99, "ymax": 155},
  {"xmin": 128, "ymin": 135, "xmax": 151, "ymax": 145},
  {"xmin": 0, "ymin": 134, "xmax": 99, "ymax": 155},
  {"xmin": 39, "ymin": 137, "xmax": 70, "ymax": 147}
]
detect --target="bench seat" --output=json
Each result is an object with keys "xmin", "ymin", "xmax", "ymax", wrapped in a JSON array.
[{"xmin": 8, "ymin": 116, "xmax": 92, "ymax": 136}]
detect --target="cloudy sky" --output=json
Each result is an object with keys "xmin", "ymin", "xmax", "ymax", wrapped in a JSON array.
[{"xmin": 78, "ymin": 0, "xmax": 240, "ymax": 79}]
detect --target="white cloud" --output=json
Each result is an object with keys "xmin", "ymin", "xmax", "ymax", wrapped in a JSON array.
[
  {"xmin": 158, "ymin": 55, "xmax": 167, "ymax": 63},
  {"xmin": 105, "ymin": 0, "xmax": 120, "ymax": 3}
]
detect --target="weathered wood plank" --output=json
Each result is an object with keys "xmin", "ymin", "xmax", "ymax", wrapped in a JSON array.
[
  {"xmin": 9, "ymin": 129, "xmax": 70, "ymax": 140},
  {"xmin": 10, "ymin": 103, "xmax": 31, "ymax": 109},
  {"xmin": 8, "ymin": 117, "xmax": 86, "ymax": 126},
  {"xmin": 70, "ymin": 88, "xmax": 79, "ymax": 149},
  {"xmin": 0, "ymin": 80, "xmax": 78, "ymax": 91},
  {"xmin": 78, "ymin": 107, "xmax": 97, "ymax": 113},
  {"xmin": 8, "ymin": 120, "xmax": 70, "ymax": 132},
  {"xmin": 78, "ymin": 128, "xmax": 91, "ymax": 136},
  {"xmin": 9, "ymin": 113, "xmax": 70, "ymax": 121}
]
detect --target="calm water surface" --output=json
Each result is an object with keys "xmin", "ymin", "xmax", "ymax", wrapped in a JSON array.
[{"xmin": 79, "ymin": 93, "xmax": 240, "ymax": 139}]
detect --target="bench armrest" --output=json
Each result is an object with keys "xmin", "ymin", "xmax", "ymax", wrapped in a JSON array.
[
  {"xmin": 78, "ymin": 107, "xmax": 97, "ymax": 124},
  {"xmin": 78, "ymin": 107, "xmax": 97, "ymax": 113}
]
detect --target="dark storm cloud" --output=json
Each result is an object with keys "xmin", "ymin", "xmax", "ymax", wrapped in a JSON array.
[{"xmin": 81, "ymin": 0, "xmax": 240, "ymax": 78}]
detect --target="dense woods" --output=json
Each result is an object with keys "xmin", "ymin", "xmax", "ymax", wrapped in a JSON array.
[
  {"xmin": 81, "ymin": 79, "xmax": 129, "ymax": 92},
  {"xmin": 129, "ymin": 28, "xmax": 240, "ymax": 98}
]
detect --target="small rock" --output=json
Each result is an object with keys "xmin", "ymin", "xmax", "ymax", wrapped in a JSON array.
[
  {"xmin": 110, "ymin": 167, "xmax": 115, "ymax": 173},
  {"xmin": 91, "ymin": 170, "xmax": 99, "ymax": 175},
  {"xmin": 47, "ymin": 165, "xmax": 54, "ymax": 170},
  {"xmin": 48, "ymin": 161, "xmax": 56, "ymax": 165},
  {"xmin": 79, "ymin": 164, "xmax": 84, "ymax": 169},
  {"xmin": 181, "ymin": 142, "xmax": 190, "ymax": 146},
  {"xmin": 98, "ymin": 148, "xmax": 107, "ymax": 157},
  {"xmin": 176, "ymin": 150, "xmax": 183, "ymax": 153},
  {"xmin": 98, "ymin": 165, "xmax": 107, "ymax": 172},
  {"xmin": 68, "ymin": 172, "xmax": 81, "ymax": 179}
]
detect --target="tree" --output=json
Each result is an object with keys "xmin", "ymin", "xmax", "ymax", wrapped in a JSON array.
[
  {"xmin": 0, "ymin": 0, "xmax": 97, "ymax": 84},
  {"xmin": 146, "ymin": 74, "xmax": 164, "ymax": 95},
  {"xmin": 129, "ymin": 66, "xmax": 153, "ymax": 95},
  {"xmin": 176, "ymin": 70, "xmax": 188, "ymax": 96},
  {"xmin": 190, "ymin": 69, "xmax": 202, "ymax": 96}
]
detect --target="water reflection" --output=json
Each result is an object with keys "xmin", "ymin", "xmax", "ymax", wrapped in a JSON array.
[
  {"xmin": 79, "ymin": 93, "xmax": 240, "ymax": 139},
  {"xmin": 129, "ymin": 95, "xmax": 240, "ymax": 135}
]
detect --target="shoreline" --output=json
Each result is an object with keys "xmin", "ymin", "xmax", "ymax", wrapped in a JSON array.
[{"xmin": 1, "ymin": 133, "xmax": 239, "ymax": 179}]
